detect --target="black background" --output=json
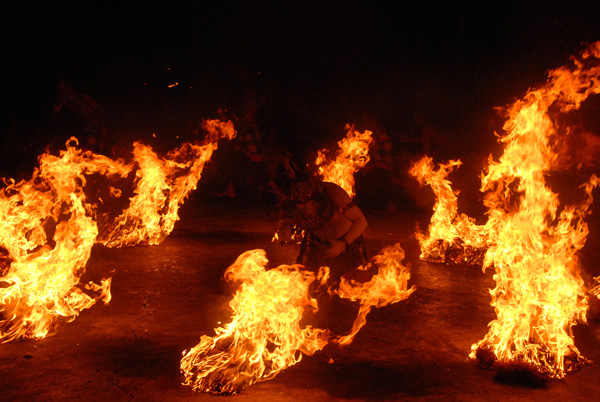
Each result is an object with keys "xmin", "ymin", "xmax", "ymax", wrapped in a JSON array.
[{"xmin": 2, "ymin": 0, "xmax": 600, "ymax": 177}]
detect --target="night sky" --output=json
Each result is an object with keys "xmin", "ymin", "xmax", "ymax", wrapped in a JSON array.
[{"xmin": 2, "ymin": 1, "xmax": 600, "ymax": 177}]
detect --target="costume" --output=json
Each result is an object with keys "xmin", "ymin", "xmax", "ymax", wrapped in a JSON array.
[{"xmin": 292, "ymin": 182, "xmax": 367, "ymax": 282}]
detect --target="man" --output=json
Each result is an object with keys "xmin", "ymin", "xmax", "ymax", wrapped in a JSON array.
[{"xmin": 278, "ymin": 173, "xmax": 369, "ymax": 337}]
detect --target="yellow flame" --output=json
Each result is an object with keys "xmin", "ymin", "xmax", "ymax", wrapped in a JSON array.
[
  {"xmin": 316, "ymin": 125, "xmax": 373, "ymax": 198},
  {"xmin": 467, "ymin": 42, "xmax": 600, "ymax": 377},
  {"xmin": 0, "ymin": 119, "xmax": 235, "ymax": 342},
  {"xmin": 180, "ymin": 250, "xmax": 330, "ymax": 395},
  {"xmin": 182, "ymin": 243, "xmax": 415, "ymax": 394},
  {"xmin": 336, "ymin": 243, "xmax": 416, "ymax": 346},
  {"xmin": 409, "ymin": 156, "xmax": 488, "ymax": 264},
  {"xmin": 100, "ymin": 120, "xmax": 236, "ymax": 247}
]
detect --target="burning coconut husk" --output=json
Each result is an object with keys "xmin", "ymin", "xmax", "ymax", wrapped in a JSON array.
[
  {"xmin": 410, "ymin": 156, "xmax": 489, "ymax": 266},
  {"xmin": 467, "ymin": 41, "xmax": 600, "ymax": 378},
  {"xmin": 412, "ymin": 41, "xmax": 600, "ymax": 379},
  {"xmin": 181, "ymin": 243, "xmax": 414, "ymax": 395},
  {"xmin": 0, "ymin": 119, "xmax": 235, "ymax": 343}
]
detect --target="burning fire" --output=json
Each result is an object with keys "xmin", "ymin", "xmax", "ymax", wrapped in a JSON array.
[
  {"xmin": 315, "ymin": 124, "xmax": 373, "ymax": 198},
  {"xmin": 181, "ymin": 250, "xmax": 331, "ymax": 395},
  {"xmin": 181, "ymin": 244, "xmax": 415, "ymax": 394},
  {"xmin": 409, "ymin": 156, "xmax": 488, "ymax": 265},
  {"xmin": 413, "ymin": 42, "xmax": 600, "ymax": 378},
  {"xmin": 99, "ymin": 120, "xmax": 236, "ymax": 247},
  {"xmin": 335, "ymin": 243, "xmax": 416, "ymax": 346},
  {"xmin": 0, "ymin": 120, "xmax": 235, "ymax": 343},
  {"xmin": 408, "ymin": 42, "xmax": 600, "ymax": 377}
]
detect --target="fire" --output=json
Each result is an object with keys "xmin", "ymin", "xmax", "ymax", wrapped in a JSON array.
[
  {"xmin": 182, "ymin": 244, "xmax": 415, "ymax": 394},
  {"xmin": 99, "ymin": 120, "xmax": 235, "ymax": 247},
  {"xmin": 315, "ymin": 124, "xmax": 373, "ymax": 198},
  {"xmin": 180, "ymin": 250, "xmax": 331, "ymax": 395},
  {"xmin": 0, "ymin": 119, "xmax": 235, "ymax": 342},
  {"xmin": 409, "ymin": 156, "xmax": 488, "ymax": 265},
  {"xmin": 335, "ymin": 243, "xmax": 416, "ymax": 346},
  {"xmin": 0, "ymin": 140, "xmax": 128, "ymax": 342},
  {"xmin": 468, "ymin": 42, "xmax": 600, "ymax": 377}
]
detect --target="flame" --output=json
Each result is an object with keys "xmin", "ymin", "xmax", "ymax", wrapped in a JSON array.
[
  {"xmin": 335, "ymin": 243, "xmax": 416, "ymax": 346},
  {"xmin": 100, "ymin": 120, "xmax": 235, "ymax": 247},
  {"xmin": 467, "ymin": 42, "xmax": 600, "ymax": 377},
  {"xmin": 180, "ymin": 250, "xmax": 330, "ymax": 395},
  {"xmin": 409, "ymin": 156, "xmax": 488, "ymax": 265},
  {"xmin": 316, "ymin": 125, "xmax": 373, "ymax": 198},
  {"xmin": 0, "ymin": 139, "xmax": 127, "ymax": 342},
  {"xmin": 182, "ymin": 244, "xmax": 415, "ymax": 394},
  {"xmin": 0, "ymin": 119, "xmax": 235, "ymax": 342}
]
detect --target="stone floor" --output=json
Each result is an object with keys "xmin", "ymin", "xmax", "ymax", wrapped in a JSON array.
[{"xmin": 1, "ymin": 197, "xmax": 599, "ymax": 402}]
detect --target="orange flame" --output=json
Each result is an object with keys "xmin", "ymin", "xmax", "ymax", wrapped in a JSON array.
[
  {"xmin": 180, "ymin": 249, "xmax": 330, "ymax": 395},
  {"xmin": 100, "ymin": 120, "xmax": 235, "ymax": 247},
  {"xmin": 409, "ymin": 156, "xmax": 488, "ymax": 265},
  {"xmin": 468, "ymin": 42, "xmax": 600, "ymax": 377},
  {"xmin": 336, "ymin": 243, "xmax": 416, "ymax": 346},
  {"xmin": 0, "ymin": 119, "xmax": 235, "ymax": 342},
  {"xmin": 316, "ymin": 125, "xmax": 373, "ymax": 198},
  {"xmin": 182, "ymin": 244, "xmax": 415, "ymax": 394},
  {"xmin": 0, "ymin": 139, "xmax": 127, "ymax": 342}
]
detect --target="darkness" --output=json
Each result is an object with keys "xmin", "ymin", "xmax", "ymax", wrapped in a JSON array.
[{"xmin": 2, "ymin": 1, "xmax": 600, "ymax": 179}]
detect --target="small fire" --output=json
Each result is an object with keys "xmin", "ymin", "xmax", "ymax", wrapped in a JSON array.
[
  {"xmin": 182, "ymin": 244, "xmax": 415, "ymax": 394},
  {"xmin": 409, "ymin": 156, "xmax": 488, "ymax": 265},
  {"xmin": 335, "ymin": 243, "xmax": 416, "ymax": 346},
  {"xmin": 99, "ymin": 120, "xmax": 236, "ymax": 247},
  {"xmin": 180, "ymin": 250, "xmax": 331, "ymax": 395},
  {"xmin": 0, "ymin": 119, "xmax": 235, "ymax": 342},
  {"xmin": 468, "ymin": 42, "xmax": 600, "ymax": 377},
  {"xmin": 315, "ymin": 125, "xmax": 373, "ymax": 198}
]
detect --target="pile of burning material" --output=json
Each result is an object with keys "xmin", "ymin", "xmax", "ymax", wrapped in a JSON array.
[
  {"xmin": 315, "ymin": 124, "xmax": 373, "ymax": 198},
  {"xmin": 410, "ymin": 156, "xmax": 489, "ymax": 265},
  {"xmin": 467, "ymin": 42, "xmax": 600, "ymax": 379},
  {"xmin": 180, "ymin": 250, "xmax": 331, "ymax": 395},
  {"xmin": 0, "ymin": 119, "xmax": 235, "ymax": 343},
  {"xmin": 181, "ymin": 243, "xmax": 415, "ymax": 395}
]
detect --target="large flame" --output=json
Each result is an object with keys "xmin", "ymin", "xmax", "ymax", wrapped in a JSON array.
[
  {"xmin": 315, "ymin": 125, "xmax": 373, "ymax": 198},
  {"xmin": 0, "ymin": 119, "xmax": 235, "ymax": 342},
  {"xmin": 182, "ymin": 243, "xmax": 415, "ymax": 394},
  {"xmin": 467, "ymin": 42, "xmax": 600, "ymax": 377},
  {"xmin": 409, "ymin": 156, "xmax": 488, "ymax": 265},
  {"xmin": 180, "ymin": 250, "xmax": 331, "ymax": 395}
]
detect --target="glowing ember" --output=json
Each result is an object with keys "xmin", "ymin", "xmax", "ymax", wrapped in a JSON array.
[
  {"xmin": 315, "ymin": 125, "xmax": 373, "ymax": 198},
  {"xmin": 0, "ymin": 119, "xmax": 235, "ymax": 342},
  {"xmin": 469, "ymin": 42, "xmax": 600, "ymax": 378},
  {"xmin": 182, "ymin": 244, "xmax": 415, "ymax": 394},
  {"xmin": 181, "ymin": 250, "xmax": 331, "ymax": 395},
  {"xmin": 410, "ymin": 156, "xmax": 488, "ymax": 265}
]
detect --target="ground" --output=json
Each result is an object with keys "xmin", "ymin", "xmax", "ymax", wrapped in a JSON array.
[{"xmin": 1, "ymin": 197, "xmax": 599, "ymax": 402}]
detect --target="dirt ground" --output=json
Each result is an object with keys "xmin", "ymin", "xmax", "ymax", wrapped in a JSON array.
[{"xmin": 1, "ymin": 197, "xmax": 599, "ymax": 402}]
